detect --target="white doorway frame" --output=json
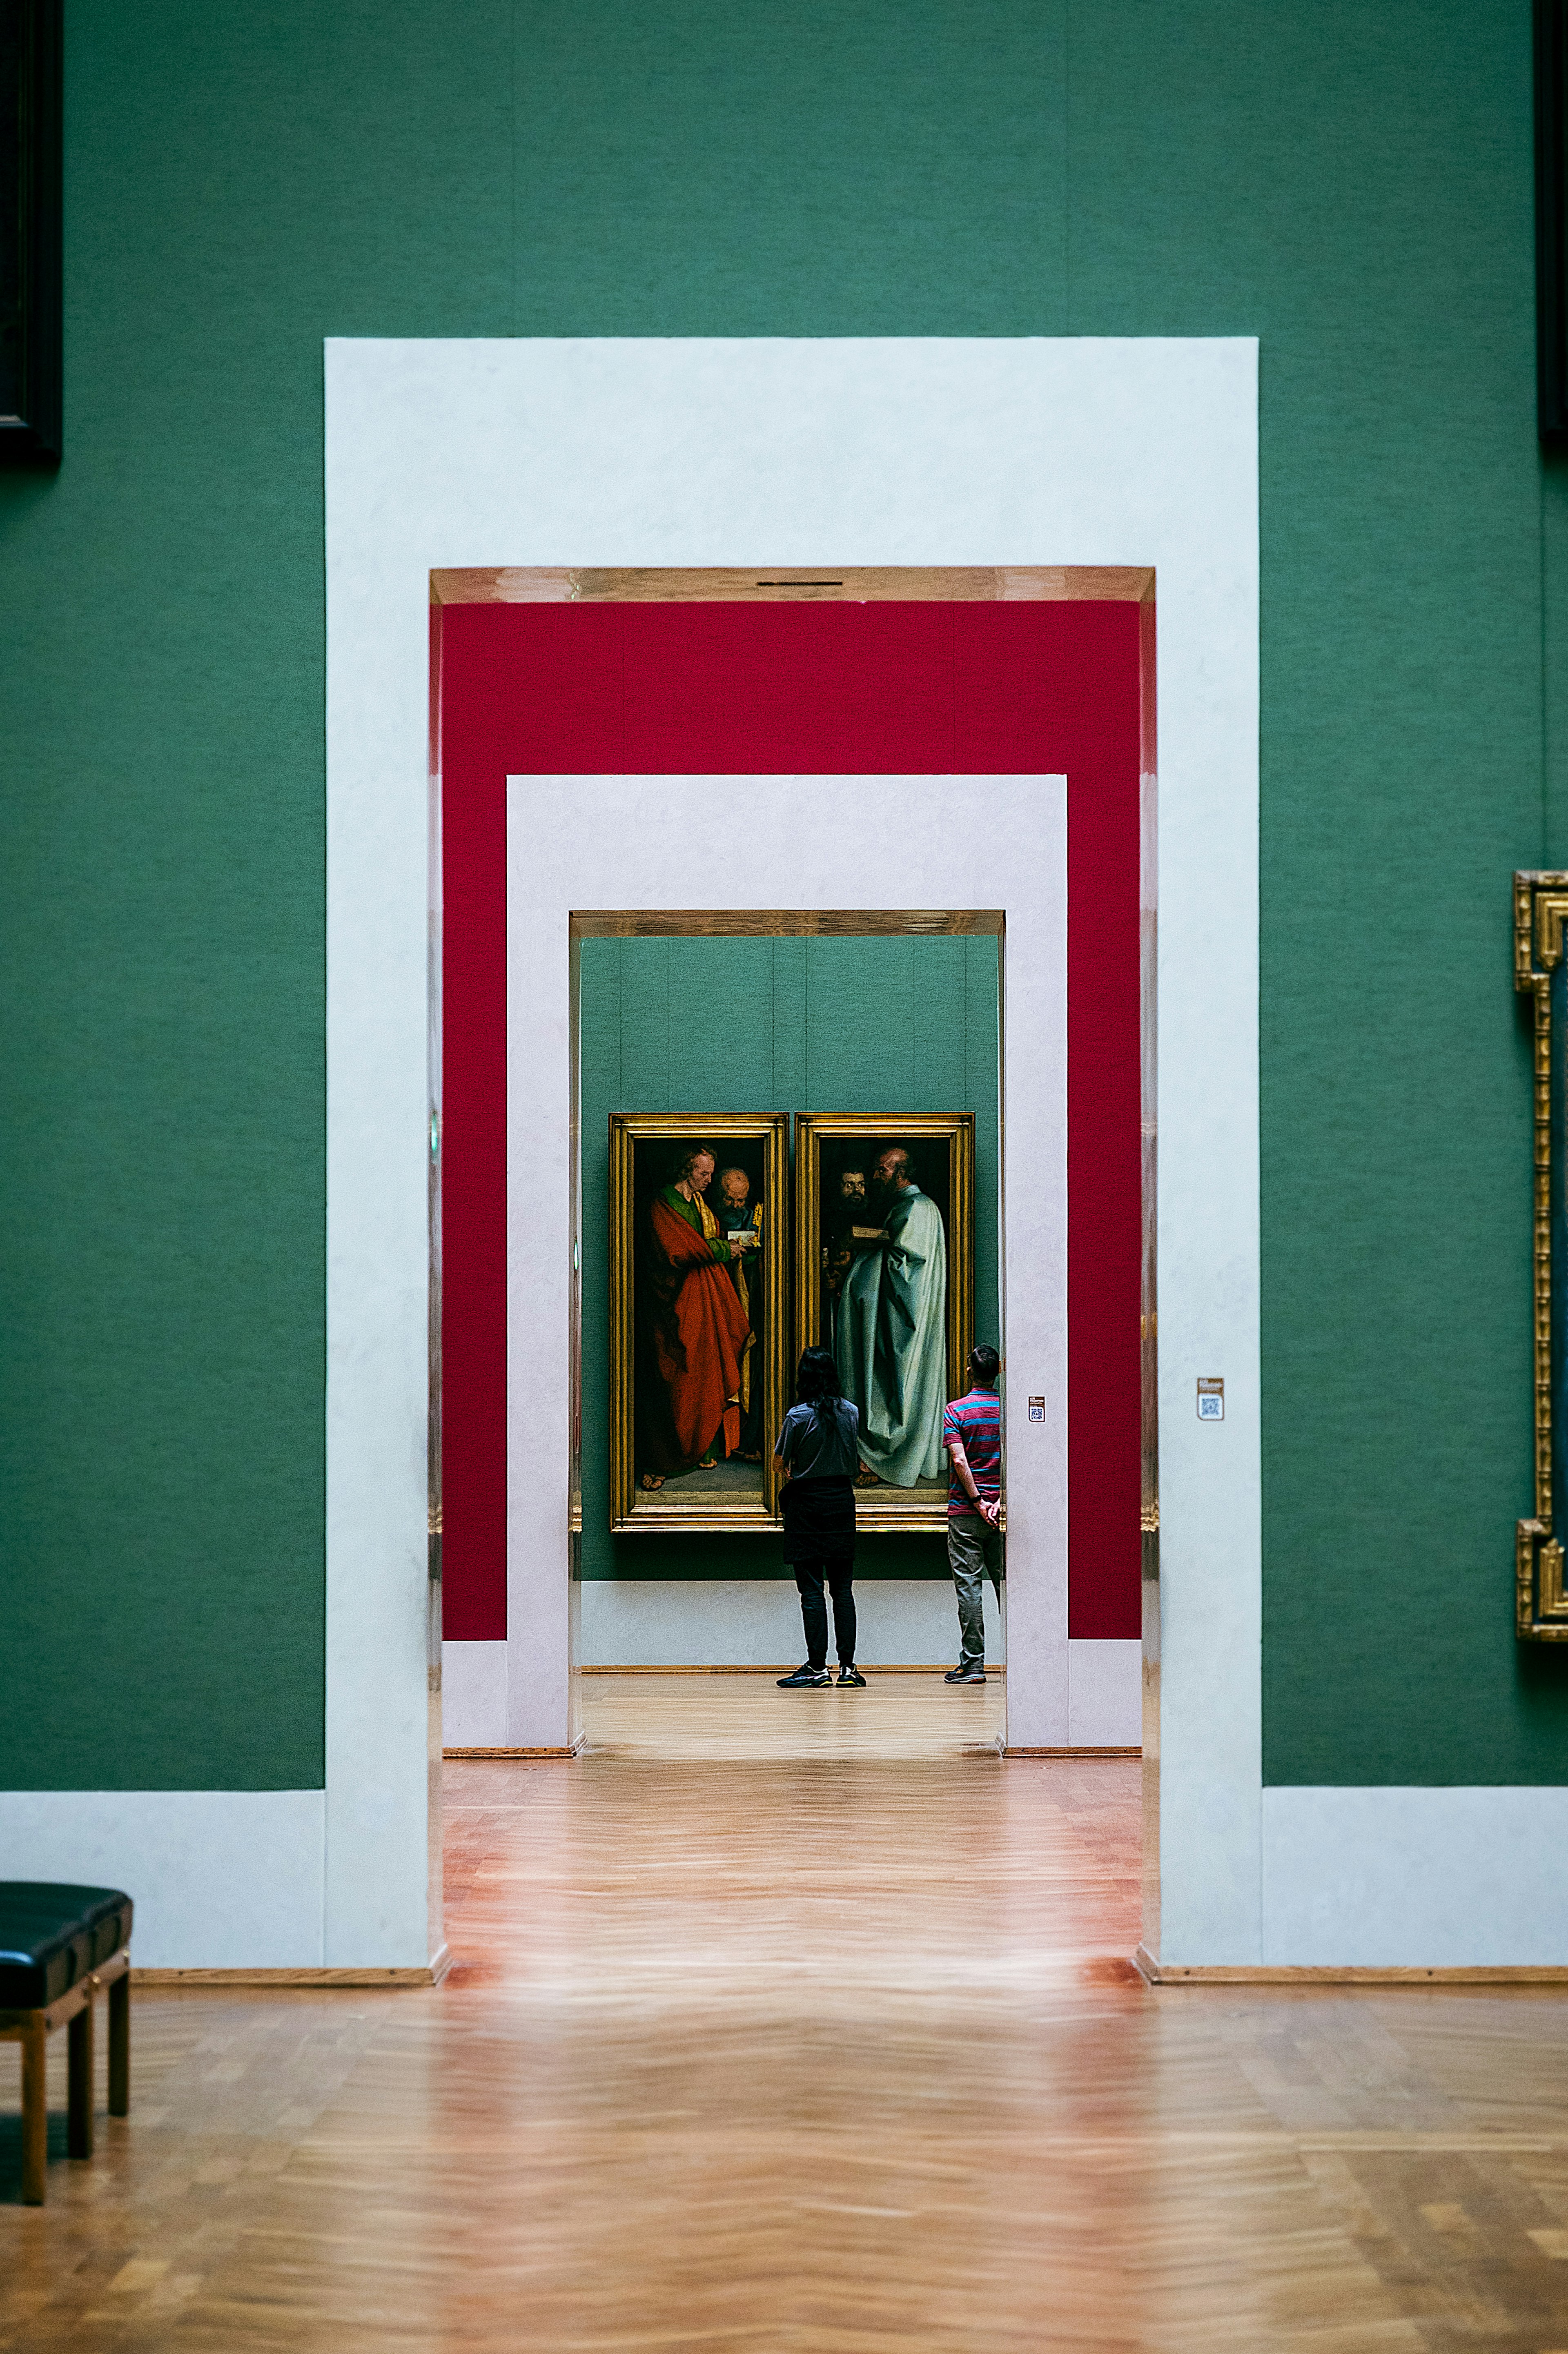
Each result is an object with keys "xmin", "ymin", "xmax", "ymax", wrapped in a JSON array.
[
  {"xmin": 503, "ymin": 795, "xmax": 1066, "ymax": 1760},
  {"xmin": 324, "ymin": 337, "xmax": 1261, "ymax": 1971}
]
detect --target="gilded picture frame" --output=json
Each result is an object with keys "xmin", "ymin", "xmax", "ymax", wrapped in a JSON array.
[
  {"xmin": 1515, "ymin": 871, "xmax": 1568, "ymax": 1638},
  {"xmin": 794, "ymin": 1112, "xmax": 975, "ymax": 1536},
  {"xmin": 608, "ymin": 1113, "xmax": 790, "ymax": 1533}
]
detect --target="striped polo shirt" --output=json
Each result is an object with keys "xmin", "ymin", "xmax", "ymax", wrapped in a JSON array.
[{"xmin": 942, "ymin": 1387, "xmax": 1002, "ymax": 1517}]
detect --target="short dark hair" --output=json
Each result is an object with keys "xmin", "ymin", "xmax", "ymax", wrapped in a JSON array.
[
  {"xmin": 673, "ymin": 1142, "xmax": 719, "ymax": 1183},
  {"xmin": 969, "ymin": 1344, "xmax": 1000, "ymax": 1388}
]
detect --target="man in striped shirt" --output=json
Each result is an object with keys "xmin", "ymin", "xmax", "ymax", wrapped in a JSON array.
[{"xmin": 942, "ymin": 1345, "xmax": 1003, "ymax": 1684}]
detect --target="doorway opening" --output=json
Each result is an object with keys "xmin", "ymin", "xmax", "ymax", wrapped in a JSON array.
[
  {"xmin": 432, "ymin": 566, "xmax": 1150, "ymax": 1764},
  {"xmin": 573, "ymin": 919, "xmax": 1004, "ymax": 1698}
]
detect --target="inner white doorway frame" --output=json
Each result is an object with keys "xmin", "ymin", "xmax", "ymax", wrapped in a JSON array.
[
  {"xmin": 325, "ymin": 337, "xmax": 1261, "ymax": 1970},
  {"xmin": 508, "ymin": 793, "xmax": 1065, "ymax": 1755}
]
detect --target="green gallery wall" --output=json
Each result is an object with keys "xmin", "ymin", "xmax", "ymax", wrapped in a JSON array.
[
  {"xmin": 577, "ymin": 933, "xmax": 1000, "ymax": 1583},
  {"xmin": 3, "ymin": 0, "xmax": 1566, "ymax": 1790}
]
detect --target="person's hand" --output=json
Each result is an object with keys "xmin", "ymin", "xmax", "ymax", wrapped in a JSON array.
[{"xmin": 980, "ymin": 1497, "xmax": 1002, "ymax": 1530}]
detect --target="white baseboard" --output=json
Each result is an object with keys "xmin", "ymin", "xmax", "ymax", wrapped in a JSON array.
[
  {"xmin": 0, "ymin": 1791, "xmax": 327, "ymax": 1969},
  {"xmin": 1258, "ymin": 1787, "xmax": 1568, "ymax": 1967},
  {"xmin": 439, "ymin": 1638, "xmax": 509, "ymax": 1747},
  {"xmin": 576, "ymin": 1577, "xmax": 1002, "ymax": 1670},
  {"xmin": 1067, "ymin": 1639, "xmax": 1141, "ymax": 1746}
]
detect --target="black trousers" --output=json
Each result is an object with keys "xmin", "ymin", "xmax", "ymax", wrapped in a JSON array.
[{"xmin": 795, "ymin": 1561, "xmax": 856, "ymax": 1668}]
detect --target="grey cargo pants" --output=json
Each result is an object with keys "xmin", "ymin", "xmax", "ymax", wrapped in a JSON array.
[{"xmin": 947, "ymin": 1512, "xmax": 1004, "ymax": 1669}]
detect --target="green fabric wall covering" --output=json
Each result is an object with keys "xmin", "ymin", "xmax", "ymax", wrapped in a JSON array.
[
  {"xmin": 1, "ymin": 0, "xmax": 1563, "ymax": 1785},
  {"xmin": 578, "ymin": 934, "xmax": 1000, "ymax": 1580}
]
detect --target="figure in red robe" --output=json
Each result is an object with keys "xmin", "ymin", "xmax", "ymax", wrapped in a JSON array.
[{"xmin": 637, "ymin": 1145, "xmax": 757, "ymax": 1490}]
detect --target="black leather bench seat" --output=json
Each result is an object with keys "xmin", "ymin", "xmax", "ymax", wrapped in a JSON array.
[{"xmin": 0, "ymin": 1883, "xmax": 134, "ymax": 2009}]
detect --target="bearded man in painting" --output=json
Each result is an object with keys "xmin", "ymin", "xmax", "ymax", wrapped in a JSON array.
[
  {"xmin": 715, "ymin": 1165, "xmax": 765, "ymax": 1460},
  {"xmin": 833, "ymin": 1145, "xmax": 947, "ymax": 1488},
  {"xmin": 823, "ymin": 1164, "xmax": 869, "ymax": 1343},
  {"xmin": 637, "ymin": 1145, "xmax": 757, "ymax": 1492}
]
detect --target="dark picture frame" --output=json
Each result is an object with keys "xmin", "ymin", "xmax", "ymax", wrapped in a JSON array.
[{"xmin": 1, "ymin": 0, "xmax": 62, "ymax": 466}]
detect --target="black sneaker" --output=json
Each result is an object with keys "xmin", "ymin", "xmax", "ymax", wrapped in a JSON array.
[
  {"xmin": 944, "ymin": 1665, "xmax": 987, "ymax": 1684},
  {"xmin": 835, "ymin": 1666, "xmax": 867, "ymax": 1687},
  {"xmin": 777, "ymin": 1664, "xmax": 831, "ymax": 1688}
]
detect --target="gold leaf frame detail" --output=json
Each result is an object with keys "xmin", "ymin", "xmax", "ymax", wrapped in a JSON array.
[{"xmin": 1514, "ymin": 872, "xmax": 1568, "ymax": 1638}]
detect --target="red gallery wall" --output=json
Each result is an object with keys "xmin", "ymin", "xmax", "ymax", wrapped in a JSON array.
[{"xmin": 438, "ymin": 599, "xmax": 1143, "ymax": 1643}]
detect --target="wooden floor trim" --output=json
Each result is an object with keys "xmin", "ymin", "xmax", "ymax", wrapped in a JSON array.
[
  {"xmin": 134, "ymin": 1945, "xmax": 453, "ymax": 1990},
  {"xmin": 431, "ymin": 563, "xmax": 1154, "ymax": 607},
  {"xmin": 1006, "ymin": 1745, "xmax": 1140, "ymax": 1759},
  {"xmin": 443, "ymin": 1739, "xmax": 587, "ymax": 1758},
  {"xmin": 575, "ymin": 910, "xmax": 1004, "ymax": 940},
  {"xmin": 1134, "ymin": 1943, "xmax": 1568, "ymax": 1986}
]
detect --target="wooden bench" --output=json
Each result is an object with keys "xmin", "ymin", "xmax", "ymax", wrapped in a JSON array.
[{"xmin": 0, "ymin": 1883, "xmax": 132, "ymax": 2205}]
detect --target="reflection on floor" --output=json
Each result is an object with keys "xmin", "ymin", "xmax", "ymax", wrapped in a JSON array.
[
  {"xmin": 583, "ymin": 1664, "xmax": 1007, "ymax": 1758},
  {"xmin": 7, "ymin": 1677, "xmax": 1568, "ymax": 2351}
]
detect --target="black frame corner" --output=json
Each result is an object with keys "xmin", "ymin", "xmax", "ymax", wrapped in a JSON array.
[{"xmin": 0, "ymin": 0, "xmax": 62, "ymax": 467}]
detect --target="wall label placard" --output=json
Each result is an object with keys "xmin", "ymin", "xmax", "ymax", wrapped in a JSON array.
[
  {"xmin": 1197, "ymin": 1377, "xmax": 1225, "ymax": 1421},
  {"xmin": 1027, "ymin": 1396, "xmax": 1046, "ymax": 1422}
]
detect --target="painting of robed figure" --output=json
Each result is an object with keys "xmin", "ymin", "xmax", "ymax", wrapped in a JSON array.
[
  {"xmin": 797, "ymin": 1113, "xmax": 974, "ymax": 1534},
  {"xmin": 608, "ymin": 1114, "xmax": 789, "ymax": 1531}
]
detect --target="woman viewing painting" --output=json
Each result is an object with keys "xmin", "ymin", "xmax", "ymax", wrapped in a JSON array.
[
  {"xmin": 773, "ymin": 1347, "xmax": 864, "ymax": 1688},
  {"xmin": 637, "ymin": 1144, "xmax": 758, "ymax": 1492}
]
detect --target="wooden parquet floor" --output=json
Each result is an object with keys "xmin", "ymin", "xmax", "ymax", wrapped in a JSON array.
[{"xmin": 6, "ymin": 1675, "xmax": 1568, "ymax": 2351}]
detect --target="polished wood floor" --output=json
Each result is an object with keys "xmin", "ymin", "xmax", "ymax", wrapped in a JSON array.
[{"xmin": 7, "ymin": 1675, "xmax": 1568, "ymax": 2350}]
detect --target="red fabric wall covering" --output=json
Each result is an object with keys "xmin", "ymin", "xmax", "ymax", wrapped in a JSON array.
[{"xmin": 438, "ymin": 600, "xmax": 1142, "ymax": 1642}]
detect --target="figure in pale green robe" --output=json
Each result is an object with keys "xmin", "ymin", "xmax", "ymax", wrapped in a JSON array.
[{"xmin": 833, "ymin": 1156, "xmax": 947, "ymax": 1486}]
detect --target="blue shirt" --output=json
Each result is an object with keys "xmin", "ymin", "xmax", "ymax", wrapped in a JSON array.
[{"xmin": 775, "ymin": 1399, "xmax": 861, "ymax": 1481}]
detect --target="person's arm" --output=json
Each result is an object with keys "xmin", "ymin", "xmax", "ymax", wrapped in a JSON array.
[
  {"xmin": 946, "ymin": 1436, "xmax": 1001, "ymax": 1527},
  {"xmin": 775, "ymin": 1416, "xmax": 795, "ymax": 1488}
]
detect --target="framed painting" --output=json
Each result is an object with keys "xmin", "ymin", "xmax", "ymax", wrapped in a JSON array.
[
  {"xmin": 1515, "ymin": 873, "xmax": 1568, "ymax": 1637},
  {"xmin": 608, "ymin": 1113, "xmax": 790, "ymax": 1532},
  {"xmin": 0, "ymin": 0, "xmax": 62, "ymax": 465},
  {"xmin": 794, "ymin": 1113, "xmax": 975, "ymax": 1535}
]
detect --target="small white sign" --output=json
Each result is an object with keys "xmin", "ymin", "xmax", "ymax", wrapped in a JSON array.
[
  {"xmin": 1196, "ymin": 1378, "xmax": 1224, "ymax": 1421},
  {"xmin": 1027, "ymin": 1396, "xmax": 1046, "ymax": 1423}
]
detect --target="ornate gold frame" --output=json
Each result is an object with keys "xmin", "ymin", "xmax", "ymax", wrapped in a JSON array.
[
  {"xmin": 608, "ymin": 1113, "xmax": 790, "ymax": 1534},
  {"xmin": 1514, "ymin": 872, "xmax": 1568, "ymax": 1638},
  {"xmin": 793, "ymin": 1112, "xmax": 975, "ymax": 1536}
]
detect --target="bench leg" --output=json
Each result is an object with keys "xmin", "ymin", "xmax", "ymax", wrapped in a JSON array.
[
  {"xmin": 108, "ymin": 1973, "xmax": 129, "ymax": 2116},
  {"xmin": 21, "ymin": 2018, "xmax": 47, "ymax": 2205},
  {"xmin": 68, "ymin": 1997, "xmax": 94, "ymax": 2160}
]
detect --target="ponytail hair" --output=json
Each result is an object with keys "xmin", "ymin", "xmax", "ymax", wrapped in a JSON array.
[{"xmin": 795, "ymin": 1345, "xmax": 842, "ymax": 1425}]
